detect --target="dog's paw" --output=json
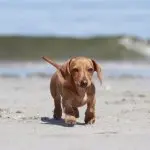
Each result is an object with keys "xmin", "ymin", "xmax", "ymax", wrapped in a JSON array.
[
  {"xmin": 84, "ymin": 111, "xmax": 95, "ymax": 124},
  {"xmin": 65, "ymin": 115, "xmax": 76, "ymax": 126},
  {"xmin": 53, "ymin": 114, "xmax": 62, "ymax": 120},
  {"xmin": 84, "ymin": 117, "xmax": 95, "ymax": 124},
  {"xmin": 53, "ymin": 108, "xmax": 62, "ymax": 120}
]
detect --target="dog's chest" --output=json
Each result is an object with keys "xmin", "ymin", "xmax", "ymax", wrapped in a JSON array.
[
  {"xmin": 83, "ymin": 93, "xmax": 88, "ymax": 102},
  {"xmin": 74, "ymin": 92, "xmax": 88, "ymax": 107}
]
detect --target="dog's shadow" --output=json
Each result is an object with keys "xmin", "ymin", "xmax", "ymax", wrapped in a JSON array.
[{"xmin": 41, "ymin": 117, "xmax": 85, "ymax": 127}]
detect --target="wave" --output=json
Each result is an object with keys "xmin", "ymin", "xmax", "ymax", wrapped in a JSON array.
[
  {"xmin": 0, "ymin": 34, "xmax": 150, "ymax": 61},
  {"xmin": 118, "ymin": 36, "xmax": 150, "ymax": 57},
  {"xmin": 0, "ymin": 71, "xmax": 149, "ymax": 79},
  {"xmin": 0, "ymin": 61, "xmax": 150, "ymax": 79},
  {"xmin": 0, "ymin": 73, "xmax": 51, "ymax": 78}
]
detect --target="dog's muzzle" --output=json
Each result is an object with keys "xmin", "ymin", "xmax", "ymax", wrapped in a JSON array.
[{"xmin": 80, "ymin": 80, "xmax": 88, "ymax": 88}]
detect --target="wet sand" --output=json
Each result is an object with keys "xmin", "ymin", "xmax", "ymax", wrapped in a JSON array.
[{"xmin": 0, "ymin": 77, "xmax": 150, "ymax": 150}]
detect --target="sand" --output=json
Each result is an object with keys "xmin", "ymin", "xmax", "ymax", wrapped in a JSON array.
[{"xmin": 0, "ymin": 76, "xmax": 150, "ymax": 150}]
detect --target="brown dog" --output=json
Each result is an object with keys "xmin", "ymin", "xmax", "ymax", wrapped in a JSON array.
[{"xmin": 42, "ymin": 56, "xmax": 102, "ymax": 125}]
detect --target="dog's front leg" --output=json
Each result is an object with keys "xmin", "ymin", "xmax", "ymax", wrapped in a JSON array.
[
  {"xmin": 62, "ymin": 99, "xmax": 76, "ymax": 125},
  {"xmin": 84, "ymin": 96, "xmax": 96, "ymax": 124}
]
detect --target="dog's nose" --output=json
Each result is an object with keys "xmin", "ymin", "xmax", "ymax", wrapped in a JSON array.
[{"xmin": 80, "ymin": 80, "xmax": 88, "ymax": 88}]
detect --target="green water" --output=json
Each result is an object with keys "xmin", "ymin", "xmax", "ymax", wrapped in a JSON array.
[{"xmin": 0, "ymin": 35, "xmax": 144, "ymax": 61}]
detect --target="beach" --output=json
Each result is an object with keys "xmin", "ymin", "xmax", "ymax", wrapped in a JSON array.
[
  {"xmin": 0, "ymin": 61, "xmax": 150, "ymax": 150},
  {"xmin": 0, "ymin": 0, "xmax": 150, "ymax": 149}
]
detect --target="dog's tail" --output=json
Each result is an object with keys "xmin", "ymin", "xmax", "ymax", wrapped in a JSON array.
[
  {"xmin": 42, "ymin": 56, "xmax": 67, "ymax": 84},
  {"xmin": 42, "ymin": 56, "xmax": 62, "ymax": 70}
]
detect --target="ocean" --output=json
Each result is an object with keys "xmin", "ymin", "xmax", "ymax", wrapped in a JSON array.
[
  {"xmin": 0, "ymin": 0, "xmax": 150, "ymax": 78},
  {"xmin": 0, "ymin": 61, "xmax": 150, "ymax": 78}
]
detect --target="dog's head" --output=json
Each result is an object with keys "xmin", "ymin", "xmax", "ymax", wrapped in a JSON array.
[{"xmin": 60, "ymin": 57, "xmax": 102, "ymax": 88}]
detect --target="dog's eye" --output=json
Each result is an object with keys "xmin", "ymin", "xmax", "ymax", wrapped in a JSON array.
[
  {"xmin": 72, "ymin": 68, "xmax": 79, "ymax": 73},
  {"xmin": 88, "ymin": 68, "xmax": 93, "ymax": 72}
]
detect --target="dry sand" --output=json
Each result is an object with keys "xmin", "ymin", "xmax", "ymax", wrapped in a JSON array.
[{"xmin": 0, "ymin": 76, "xmax": 150, "ymax": 150}]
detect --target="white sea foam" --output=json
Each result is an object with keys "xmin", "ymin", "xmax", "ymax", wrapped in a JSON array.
[{"xmin": 119, "ymin": 36, "xmax": 150, "ymax": 57}]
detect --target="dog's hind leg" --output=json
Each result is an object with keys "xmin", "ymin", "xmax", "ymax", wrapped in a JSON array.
[
  {"xmin": 72, "ymin": 107, "xmax": 79, "ymax": 118},
  {"xmin": 53, "ymin": 95, "xmax": 62, "ymax": 120},
  {"xmin": 50, "ymin": 76, "xmax": 62, "ymax": 120}
]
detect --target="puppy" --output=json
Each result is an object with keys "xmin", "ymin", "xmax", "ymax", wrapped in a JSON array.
[{"xmin": 42, "ymin": 56, "xmax": 102, "ymax": 125}]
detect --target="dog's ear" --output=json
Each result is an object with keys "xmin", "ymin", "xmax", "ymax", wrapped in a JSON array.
[
  {"xmin": 91, "ymin": 59, "xmax": 103, "ymax": 85},
  {"xmin": 60, "ymin": 58, "xmax": 72, "ymax": 78}
]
